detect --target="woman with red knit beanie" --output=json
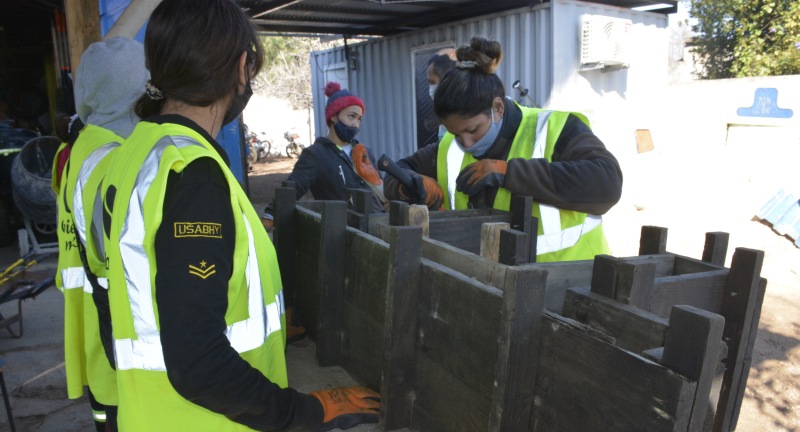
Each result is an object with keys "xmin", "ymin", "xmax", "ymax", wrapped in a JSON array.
[{"xmin": 263, "ymin": 81, "xmax": 384, "ymax": 225}]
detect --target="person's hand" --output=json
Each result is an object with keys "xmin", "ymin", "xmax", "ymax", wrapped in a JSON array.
[
  {"xmin": 398, "ymin": 171, "xmax": 443, "ymax": 210},
  {"xmin": 310, "ymin": 386, "xmax": 381, "ymax": 431},
  {"xmin": 455, "ymin": 159, "xmax": 507, "ymax": 197},
  {"xmin": 351, "ymin": 144, "xmax": 382, "ymax": 186}
]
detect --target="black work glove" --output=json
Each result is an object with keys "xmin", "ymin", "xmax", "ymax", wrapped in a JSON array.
[
  {"xmin": 398, "ymin": 170, "xmax": 444, "ymax": 210},
  {"xmin": 455, "ymin": 159, "xmax": 507, "ymax": 197}
]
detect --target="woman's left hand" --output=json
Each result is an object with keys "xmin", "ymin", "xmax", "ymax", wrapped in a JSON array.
[{"xmin": 456, "ymin": 159, "xmax": 507, "ymax": 197}]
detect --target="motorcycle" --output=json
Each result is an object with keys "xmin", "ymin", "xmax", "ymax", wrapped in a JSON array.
[
  {"xmin": 283, "ymin": 131, "xmax": 304, "ymax": 158},
  {"xmin": 246, "ymin": 130, "xmax": 270, "ymax": 163}
]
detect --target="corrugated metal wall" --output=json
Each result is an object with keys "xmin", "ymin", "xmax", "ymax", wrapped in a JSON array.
[
  {"xmin": 310, "ymin": 0, "xmax": 668, "ymax": 161},
  {"xmin": 311, "ymin": 4, "xmax": 553, "ymax": 161}
]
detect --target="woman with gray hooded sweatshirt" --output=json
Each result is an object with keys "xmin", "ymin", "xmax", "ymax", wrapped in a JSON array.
[{"xmin": 54, "ymin": 36, "xmax": 149, "ymax": 432}]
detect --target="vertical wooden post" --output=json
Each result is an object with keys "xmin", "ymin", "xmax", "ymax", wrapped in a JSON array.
[
  {"xmin": 381, "ymin": 226, "xmax": 423, "ymax": 430},
  {"xmin": 614, "ymin": 262, "xmax": 656, "ymax": 309},
  {"xmin": 64, "ymin": 0, "xmax": 101, "ymax": 72},
  {"xmin": 639, "ymin": 226, "xmax": 668, "ymax": 255},
  {"xmin": 510, "ymin": 196, "xmax": 538, "ymax": 262},
  {"xmin": 498, "ymin": 229, "xmax": 529, "ymax": 266},
  {"xmin": 590, "ymin": 255, "xmax": 619, "ymax": 298},
  {"xmin": 661, "ymin": 305, "xmax": 725, "ymax": 432},
  {"xmin": 389, "ymin": 201, "xmax": 410, "ymax": 226},
  {"xmin": 713, "ymin": 248, "xmax": 765, "ymax": 432},
  {"xmin": 480, "ymin": 222, "xmax": 510, "ymax": 262},
  {"xmin": 316, "ymin": 201, "xmax": 348, "ymax": 366},
  {"xmin": 702, "ymin": 232, "xmax": 729, "ymax": 266},
  {"xmin": 489, "ymin": 267, "xmax": 548, "ymax": 431},
  {"xmin": 273, "ymin": 186, "xmax": 297, "ymax": 310},
  {"xmin": 729, "ymin": 277, "xmax": 766, "ymax": 430},
  {"xmin": 407, "ymin": 205, "xmax": 429, "ymax": 237},
  {"xmin": 348, "ymin": 188, "xmax": 372, "ymax": 231}
]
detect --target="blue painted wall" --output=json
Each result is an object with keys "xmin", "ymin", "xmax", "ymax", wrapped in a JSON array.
[{"xmin": 98, "ymin": 0, "xmax": 247, "ymax": 186}]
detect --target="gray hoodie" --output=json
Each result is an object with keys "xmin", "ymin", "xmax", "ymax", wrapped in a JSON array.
[{"xmin": 74, "ymin": 36, "xmax": 149, "ymax": 138}]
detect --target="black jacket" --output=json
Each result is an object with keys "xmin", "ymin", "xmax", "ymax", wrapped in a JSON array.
[
  {"xmin": 270, "ymin": 136, "xmax": 384, "ymax": 214},
  {"xmin": 384, "ymin": 99, "xmax": 622, "ymax": 215}
]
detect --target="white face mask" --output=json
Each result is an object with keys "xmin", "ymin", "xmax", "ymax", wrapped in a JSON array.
[{"xmin": 429, "ymin": 84, "xmax": 437, "ymax": 100}]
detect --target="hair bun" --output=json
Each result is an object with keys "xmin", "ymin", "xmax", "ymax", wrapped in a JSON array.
[{"xmin": 324, "ymin": 81, "xmax": 342, "ymax": 97}]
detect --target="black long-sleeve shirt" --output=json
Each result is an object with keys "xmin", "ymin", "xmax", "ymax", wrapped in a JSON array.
[
  {"xmin": 151, "ymin": 115, "xmax": 323, "ymax": 431},
  {"xmin": 384, "ymin": 99, "xmax": 623, "ymax": 215}
]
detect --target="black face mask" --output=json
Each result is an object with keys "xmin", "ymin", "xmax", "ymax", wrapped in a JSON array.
[
  {"xmin": 223, "ymin": 79, "xmax": 253, "ymax": 126},
  {"xmin": 333, "ymin": 120, "xmax": 360, "ymax": 143}
]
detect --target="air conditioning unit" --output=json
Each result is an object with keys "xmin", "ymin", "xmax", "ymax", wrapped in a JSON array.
[{"xmin": 580, "ymin": 15, "xmax": 632, "ymax": 69}]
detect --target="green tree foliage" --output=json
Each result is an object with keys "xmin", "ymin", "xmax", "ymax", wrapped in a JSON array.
[
  {"xmin": 253, "ymin": 36, "xmax": 341, "ymax": 110},
  {"xmin": 689, "ymin": 0, "xmax": 800, "ymax": 78}
]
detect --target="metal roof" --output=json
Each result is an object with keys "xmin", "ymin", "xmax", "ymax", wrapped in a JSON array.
[{"xmin": 238, "ymin": 0, "xmax": 678, "ymax": 36}]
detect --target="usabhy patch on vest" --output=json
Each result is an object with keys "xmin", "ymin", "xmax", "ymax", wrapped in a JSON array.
[
  {"xmin": 189, "ymin": 260, "xmax": 216, "ymax": 280},
  {"xmin": 174, "ymin": 222, "xmax": 222, "ymax": 239}
]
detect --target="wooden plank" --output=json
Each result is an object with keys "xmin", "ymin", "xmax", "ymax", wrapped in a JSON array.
[
  {"xmin": 315, "ymin": 201, "xmax": 348, "ymax": 366},
  {"xmin": 64, "ymin": 0, "xmax": 101, "ymax": 71},
  {"xmin": 673, "ymin": 255, "xmax": 726, "ymax": 275},
  {"xmin": 615, "ymin": 261, "xmax": 656, "ymax": 310},
  {"xmin": 380, "ymin": 226, "xmax": 423, "ymax": 430},
  {"xmin": 649, "ymin": 270, "xmax": 729, "ymax": 317},
  {"xmin": 498, "ymin": 229, "xmax": 529, "ymax": 266},
  {"xmin": 489, "ymin": 267, "xmax": 547, "ymax": 432},
  {"xmin": 533, "ymin": 312, "xmax": 696, "ymax": 432},
  {"xmin": 728, "ymin": 276, "xmax": 767, "ymax": 431},
  {"xmin": 714, "ymin": 249, "xmax": 765, "ymax": 432},
  {"xmin": 590, "ymin": 255, "xmax": 619, "ymax": 298},
  {"xmin": 347, "ymin": 188, "xmax": 373, "ymax": 231},
  {"xmin": 562, "ymin": 287, "xmax": 668, "ymax": 355},
  {"xmin": 340, "ymin": 302, "xmax": 384, "ymax": 390},
  {"xmin": 413, "ymin": 354, "xmax": 492, "ymax": 432},
  {"xmin": 480, "ymin": 222, "xmax": 510, "ymax": 262},
  {"xmin": 660, "ymin": 305, "xmax": 725, "ymax": 432},
  {"xmin": 429, "ymin": 215, "xmax": 512, "ymax": 254},
  {"xmin": 640, "ymin": 226, "xmax": 668, "ymax": 255},
  {"xmin": 421, "ymin": 237, "xmax": 508, "ymax": 288},
  {"xmin": 702, "ymin": 232, "xmax": 729, "ymax": 266},
  {"xmin": 273, "ymin": 187, "xmax": 297, "ymax": 309},
  {"xmin": 293, "ymin": 208, "xmax": 322, "ymax": 340},
  {"xmin": 389, "ymin": 201, "xmax": 410, "ymax": 226},
  {"xmin": 408, "ymin": 205, "xmax": 430, "ymax": 237},
  {"xmin": 416, "ymin": 260, "xmax": 503, "ymax": 403},
  {"xmin": 510, "ymin": 196, "xmax": 536, "ymax": 261},
  {"xmin": 532, "ymin": 260, "xmax": 594, "ymax": 313}
]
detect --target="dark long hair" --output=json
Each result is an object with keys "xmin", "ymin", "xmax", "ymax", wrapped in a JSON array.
[
  {"xmin": 134, "ymin": 0, "xmax": 264, "ymax": 119},
  {"xmin": 433, "ymin": 37, "xmax": 505, "ymax": 119}
]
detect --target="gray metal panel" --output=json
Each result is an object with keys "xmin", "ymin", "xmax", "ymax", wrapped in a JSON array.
[{"xmin": 311, "ymin": 4, "xmax": 554, "ymax": 161}]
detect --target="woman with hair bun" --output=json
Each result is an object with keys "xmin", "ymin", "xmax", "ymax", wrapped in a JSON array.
[
  {"xmin": 385, "ymin": 36, "xmax": 622, "ymax": 262},
  {"xmin": 101, "ymin": 0, "xmax": 380, "ymax": 430}
]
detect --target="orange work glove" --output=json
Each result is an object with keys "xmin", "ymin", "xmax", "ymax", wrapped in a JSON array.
[
  {"xmin": 455, "ymin": 159, "xmax": 507, "ymax": 197},
  {"xmin": 310, "ymin": 386, "xmax": 381, "ymax": 431},
  {"xmin": 351, "ymin": 144, "xmax": 382, "ymax": 186},
  {"xmin": 398, "ymin": 171, "xmax": 443, "ymax": 210}
]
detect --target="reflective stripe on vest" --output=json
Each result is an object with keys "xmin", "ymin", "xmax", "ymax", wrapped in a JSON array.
[
  {"xmin": 73, "ymin": 143, "xmax": 118, "ymax": 295},
  {"xmin": 114, "ymin": 137, "xmax": 282, "ymax": 371},
  {"xmin": 61, "ymin": 267, "xmax": 86, "ymax": 290},
  {"xmin": 445, "ymin": 109, "xmax": 602, "ymax": 255}
]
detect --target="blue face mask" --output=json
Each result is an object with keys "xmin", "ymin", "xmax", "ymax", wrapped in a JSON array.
[{"xmin": 457, "ymin": 108, "xmax": 502, "ymax": 158}]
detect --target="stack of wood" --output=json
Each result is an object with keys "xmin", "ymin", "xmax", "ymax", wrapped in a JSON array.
[{"xmin": 273, "ymin": 185, "xmax": 766, "ymax": 432}]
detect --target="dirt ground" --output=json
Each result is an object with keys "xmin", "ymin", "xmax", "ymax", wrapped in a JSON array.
[{"xmin": 246, "ymin": 149, "xmax": 800, "ymax": 431}]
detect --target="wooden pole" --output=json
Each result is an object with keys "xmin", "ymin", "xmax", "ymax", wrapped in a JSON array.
[{"xmin": 64, "ymin": 0, "xmax": 101, "ymax": 74}]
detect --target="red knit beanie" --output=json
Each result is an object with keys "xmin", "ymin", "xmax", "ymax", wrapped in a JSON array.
[{"xmin": 324, "ymin": 81, "xmax": 365, "ymax": 123}]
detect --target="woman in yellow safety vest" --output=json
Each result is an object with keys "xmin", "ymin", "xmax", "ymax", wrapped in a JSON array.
[
  {"xmin": 100, "ymin": 0, "xmax": 379, "ymax": 430},
  {"xmin": 384, "ymin": 36, "xmax": 623, "ymax": 262}
]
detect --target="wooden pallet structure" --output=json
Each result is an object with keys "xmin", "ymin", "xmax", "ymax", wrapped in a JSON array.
[{"xmin": 273, "ymin": 186, "xmax": 767, "ymax": 432}]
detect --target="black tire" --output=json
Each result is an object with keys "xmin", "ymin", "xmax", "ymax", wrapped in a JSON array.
[
  {"xmin": 0, "ymin": 199, "xmax": 12, "ymax": 247},
  {"xmin": 258, "ymin": 140, "xmax": 270, "ymax": 160},
  {"xmin": 248, "ymin": 142, "xmax": 259, "ymax": 163},
  {"xmin": 286, "ymin": 143, "xmax": 303, "ymax": 158}
]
